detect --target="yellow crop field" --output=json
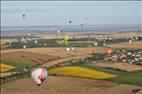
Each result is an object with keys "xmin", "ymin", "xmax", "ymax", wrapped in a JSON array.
[
  {"xmin": 0, "ymin": 63, "xmax": 14, "ymax": 73},
  {"xmin": 49, "ymin": 66, "xmax": 117, "ymax": 79}
]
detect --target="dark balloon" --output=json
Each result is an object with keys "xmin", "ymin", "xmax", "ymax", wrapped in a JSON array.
[
  {"xmin": 69, "ymin": 21, "xmax": 72, "ymax": 23},
  {"xmin": 22, "ymin": 14, "xmax": 26, "ymax": 19},
  {"xmin": 81, "ymin": 24, "xmax": 83, "ymax": 26}
]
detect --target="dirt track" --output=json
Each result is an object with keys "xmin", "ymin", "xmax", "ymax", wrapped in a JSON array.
[{"xmin": 1, "ymin": 76, "xmax": 142, "ymax": 94}]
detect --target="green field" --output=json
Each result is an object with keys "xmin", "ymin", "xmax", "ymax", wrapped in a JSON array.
[{"xmin": 1, "ymin": 57, "xmax": 37, "ymax": 72}]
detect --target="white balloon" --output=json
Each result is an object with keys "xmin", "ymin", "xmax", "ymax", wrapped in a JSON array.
[
  {"xmin": 28, "ymin": 33, "xmax": 31, "ymax": 36},
  {"xmin": 66, "ymin": 48, "xmax": 70, "ymax": 51},
  {"xmin": 135, "ymin": 37, "xmax": 138, "ymax": 40},
  {"xmin": 71, "ymin": 47, "xmax": 74, "ymax": 50},
  {"xmin": 99, "ymin": 35, "xmax": 102, "ymax": 38},
  {"xmin": 57, "ymin": 30, "xmax": 60, "ymax": 33},
  {"xmin": 23, "ymin": 45, "xmax": 26, "ymax": 49},
  {"xmin": 129, "ymin": 40, "xmax": 132, "ymax": 44},
  {"xmin": 34, "ymin": 40, "xmax": 38, "ymax": 44},
  {"xmin": 94, "ymin": 42, "xmax": 98, "ymax": 46},
  {"xmin": 109, "ymin": 38, "xmax": 112, "ymax": 40},
  {"xmin": 31, "ymin": 68, "xmax": 48, "ymax": 86},
  {"xmin": 103, "ymin": 43, "xmax": 106, "ymax": 46}
]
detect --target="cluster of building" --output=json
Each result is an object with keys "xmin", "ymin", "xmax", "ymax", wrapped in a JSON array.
[{"xmin": 105, "ymin": 49, "xmax": 142, "ymax": 65}]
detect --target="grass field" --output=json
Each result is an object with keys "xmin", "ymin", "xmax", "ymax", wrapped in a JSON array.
[
  {"xmin": 0, "ymin": 57, "xmax": 36, "ymax": 72},
  {"xmin": 49, "ymin": 66, "xmax": 117, "ymax": 79}
]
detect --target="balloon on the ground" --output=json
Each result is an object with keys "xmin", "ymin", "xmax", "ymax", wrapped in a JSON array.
[
  {"xmin": 103, "ymin": 43, "xmax": 106, "ymax": 46},
  {"xmin": 71, "ymin": 47, "xmax": 74, "ymax": 51},
  {"xmin": 23, "ymin": 45, "xmax": 26, "ymax": 49},
  {"xmin": 135, "ymin": 37, "xmax": 138, "ymax": 40},
  {"xmin": 66, "ymin": 48, "xmax": 70, "ymax": 52},
  {"xmin": 106, "ymin": 49, "xmax": 112, "ymax": 56},
  {"xmin": 31, "ymin": 68, "xmax": 48, "ymax": 86},
  {"xmin": 129, "ymin": 40, "xmax": 132, "ymax": 44},
  {"xmin": 34, "ymin": 40, "xmax": 38, "ymax": 44},
  {"xmin": 94, "ymin": 42, "xmax": 98, "ymax": 46},
  {"xmin": 28, "ymin": 33, "xmax": 31, "ymax": 37},
  {"xmin": 57, "ymin": 30, "xmax": 60, "ymax": 33}
]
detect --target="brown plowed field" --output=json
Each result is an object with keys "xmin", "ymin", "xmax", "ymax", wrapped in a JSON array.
[
  {"xmin": 1, "ymin": 76, "xmax": 142, "ymax": 94},
  {"xmin": 107, "ymin": 41, "xmax": 142, "ymax": 49}
]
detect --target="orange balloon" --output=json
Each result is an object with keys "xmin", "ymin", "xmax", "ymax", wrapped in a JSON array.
[{"xmin": 106, "ymin": 49, "xmax": 112, "ymax": 56}]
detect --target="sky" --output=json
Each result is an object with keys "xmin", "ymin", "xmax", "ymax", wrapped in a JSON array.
[{"xmin": 1, "ymin": 1, "xmax": 142, "ymax": 26}]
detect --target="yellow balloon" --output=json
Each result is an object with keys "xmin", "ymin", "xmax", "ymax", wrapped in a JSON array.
[{"xmin": 64, "ymin": 35, "xmax": 69, "ymax": 42}]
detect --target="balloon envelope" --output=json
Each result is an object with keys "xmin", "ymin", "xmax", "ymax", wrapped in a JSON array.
[
  {"xmin": 23, "ymin": 45, "xmax": 26, "ymax": 49},
  {"xmin": 31, "ymin": 68, "xmax": 48, "ymax": 86},
  {"xmin": 22, "ymin": 14, "xmax": 26, "ymax": 19},
  {"xmin": 69, "ymin": 21, "xmax": 72, "ymax": 23},
  {"xmin": 106, "ymin": 49, "xmax": 112, "ymax": 56},
  {"xmin": 64, "ymin": 35, "xmax": 69, "ymax": 42},
  {"xmin": 129, "ymin": 40, "xmax": 132, "ymax": 44}
]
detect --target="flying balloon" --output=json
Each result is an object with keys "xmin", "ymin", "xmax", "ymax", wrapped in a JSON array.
[
  {"xmin": 64, "ymin": 35, "xmax": 69, "ymax": 42},
  {"xmin": 57, "ymin": 30, "xmax": 60, "ymax": 33},
  {"xmin": 69, "ymin": 21, "xmax": 72, "ymax": 24},
  {"xmin": 22, "ymin": 14, "xmax": 26, "ymax": 19},
  {"xmin": 31, "ymin": 68, "xmax": 48, "ymax": 86}
]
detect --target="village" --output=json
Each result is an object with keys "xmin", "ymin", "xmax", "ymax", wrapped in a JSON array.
[{"xmin": 105, "ymin": 49, "xmax": 142, "ymax": 65}]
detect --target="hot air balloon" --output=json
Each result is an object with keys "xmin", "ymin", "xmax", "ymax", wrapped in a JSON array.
[
  {"xmin": 106, "ymin": 49, "xmax": 112, "ymax": 56},
  {"xmin": 129, "ymin": 40, "xmax": 132, "ymax": 44},
  {"xmin": 69, "ymin": 20, "xmax": 72, "ymax": 24},
  {"xmin": 31, "ymin": 68, "xmax": 48, "ymax": 86},
  {"xmin": 28, "ymin": 33, "xmax": 31, "ymax": 37},
  {"xmin": 64, "ymin": 35, "xmax": 69, "ymax": 43},
  {"xmin": 57, "ymin": 30, "xmax": 60, "ymax": 33},
  {"xmin": 66, "ymin": 48, "xmax": 70, "ymax": 52},
  {"xmin": 34, "ymin": 40, "xmax": 38, "ymax": 44},
  {"xmin": 23, "ymin": 45, "xmax": 26, "ymax": 49},
  {"xmin": 94, "ymin": 42, "xmax": 98, "ymax": 46},
  {"xmin": 71, "ymin": 47, "xmax": 74, "ymax": 51},
  {"xmin": 135, "ymin": 37, "xmax": 138, "ymax": 40},
  {"xmin": 22, "ymin": 14, "xmax": 26, "ymax": 19}
]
